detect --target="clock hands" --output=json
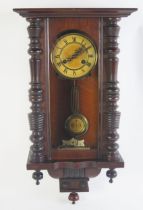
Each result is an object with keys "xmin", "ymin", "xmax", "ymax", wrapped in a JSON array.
[
  {"xmin": 62, "ymin": 45, "xmax": 91, "ymax": 64},
  {"xmin": 62, "ymin": 47, "xmax": 83, "ymax": 64}
]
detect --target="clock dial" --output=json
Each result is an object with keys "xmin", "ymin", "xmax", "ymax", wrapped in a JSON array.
[{"xmin": 51, "ymin": 32, "xmax": 98, "ymax": 79}]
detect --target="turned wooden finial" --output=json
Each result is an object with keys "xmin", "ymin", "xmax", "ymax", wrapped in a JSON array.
[{"xmin": 68, "ymin": 192, "xmax": 79, "ymax": 204}]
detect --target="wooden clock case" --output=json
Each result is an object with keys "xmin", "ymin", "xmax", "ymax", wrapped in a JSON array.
[{"xmin": 14, "ymin": 8, "xmax": 137, "ymax": 203}]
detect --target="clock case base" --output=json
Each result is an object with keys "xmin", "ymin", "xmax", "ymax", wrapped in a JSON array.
[
  {"xmin": 13, "ymin": 8, "xmax": 137, "ymax": 199},
  {"xmin": 27, "ymin": 151, "xmax": 124, "ymax": 191},
  {"xmin": 27, "ymin": 151, "xmax": 124, "ymax": 170}
]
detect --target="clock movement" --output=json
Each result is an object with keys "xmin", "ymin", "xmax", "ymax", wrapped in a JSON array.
[{"xmin": 14, "ymin": 8, "xmax": 137, "ymax": 204}]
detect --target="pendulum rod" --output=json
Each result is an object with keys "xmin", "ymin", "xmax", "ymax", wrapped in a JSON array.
[{"xmin": 71, "ymin": 80, "xmax": 79, "ymax": 114}]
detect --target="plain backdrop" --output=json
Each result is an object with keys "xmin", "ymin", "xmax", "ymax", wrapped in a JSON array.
[{"xmin": 0, "ymin": 1, "xmax": 143, "ymax": 210}]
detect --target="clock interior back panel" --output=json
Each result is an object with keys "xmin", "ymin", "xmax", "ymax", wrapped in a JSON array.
[{"xmin": 48, "ymin": 18, "xmax": 99, "ymax": 160}]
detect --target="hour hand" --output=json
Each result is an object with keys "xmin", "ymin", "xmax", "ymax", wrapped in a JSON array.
[{"xmin": 65, "ymin": 47, "xmax": 84, "ymax": 63}]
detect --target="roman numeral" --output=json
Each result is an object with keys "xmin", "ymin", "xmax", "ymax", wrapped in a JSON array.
[
  {"xmin": 85, "ymin": 46, "xmax": 92, "ymax": 51},
  {"xmin": 88, "ymin": 54, "xmax": 93, "ymax": 58},
  {"xmin": 73, "ymin": 71, "xmax": 76, "ymax": 76},
  {"xmin": 64, "ymin": 39, "xmax": 68, "ymax": 45},
  {"xmin": 57, "ymin": 61, "xmax": 62, "ymax": 67},
  {"xmin": 72, "ymin": 36, "xmax": 76, "ymax": 42},
  {"xmin": 86, "ymin": 61, "xmax": 91, "ymax": 67},
  {"xmin": 83, "ymin": 43, "xmax": 87, "ymax": 47},
  {"xmin": 63, "ymin": 68, "xmax": 67, "ymax": 74},
  {"xmin": 55, "ymin": 55, "xmax": 60, "ymax": 58}
]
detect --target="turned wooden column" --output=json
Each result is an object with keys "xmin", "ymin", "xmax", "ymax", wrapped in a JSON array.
[
  {"xmin": 103, "ymin": 17, "xmax": 121, "ymax": 182},
  {"xmin": 27, "ymin": 18, "xmax": 45, "ymax": 184}
]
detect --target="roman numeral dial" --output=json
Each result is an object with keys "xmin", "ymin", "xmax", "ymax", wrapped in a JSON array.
[{"xmin": 51, "ymin": 32, "xmax": 98, "ymax": 79}]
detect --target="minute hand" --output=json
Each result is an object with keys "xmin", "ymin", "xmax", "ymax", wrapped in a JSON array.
[
  {"xmin": 66, "ymin": 46, "xmax": 91, "ymax": 63},
  {"xmin": 66, "ymin": 47, "xmax": 84, "ymax": 63}
]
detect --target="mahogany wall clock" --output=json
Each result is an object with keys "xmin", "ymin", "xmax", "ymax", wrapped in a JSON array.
[{"xmin": 14, "ymin": 8, "xmax": 137, "ymax": 204}]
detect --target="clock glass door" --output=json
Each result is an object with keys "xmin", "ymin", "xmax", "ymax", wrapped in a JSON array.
[{"xmin": 48, "ymin": 18, "xmax": 99, "ymax": 160}]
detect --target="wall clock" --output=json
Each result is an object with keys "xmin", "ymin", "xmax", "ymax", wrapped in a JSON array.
[{"xmin": 14, "ymin": 8, "xmax": 137, "ymax": 204}]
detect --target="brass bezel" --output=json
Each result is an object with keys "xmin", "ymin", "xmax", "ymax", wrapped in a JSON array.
[
  {"xmin": 50, "ymin": 31, "xmax": 98, "ymax": 80},
  {"xmin": 65, "ymin": 113, "xmax": 89, "ymax": 136}
]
